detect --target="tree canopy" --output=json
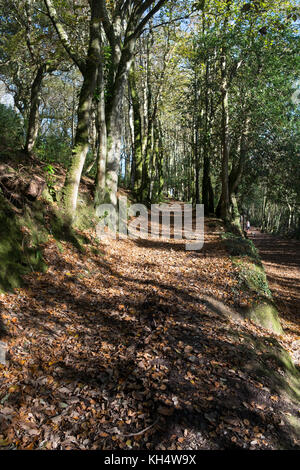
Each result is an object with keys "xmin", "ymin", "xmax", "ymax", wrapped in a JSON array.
[{"xmin": 0, "ymin": 0, "xmax": 299, "ymax": 235}]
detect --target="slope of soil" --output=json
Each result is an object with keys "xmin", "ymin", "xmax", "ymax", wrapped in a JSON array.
[{"xmin": 0, "ymin": 217, "xmax": 299, "ymax": 450}]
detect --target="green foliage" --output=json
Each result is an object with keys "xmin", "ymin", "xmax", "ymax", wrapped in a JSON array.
[
  {"xmin": 36, "ymin": 134, "xmax": 71, "ymax": 165},
  {"xmin": 43, "ymin": 164, "xmax": 57, "ymax": 199},
  {"xmin": 44, "ymin": 164, "xmax": 55, "ymax": 175},
  {"xmin": 0, "ymin": 104, "xmax": 23, "ymax": 148}
]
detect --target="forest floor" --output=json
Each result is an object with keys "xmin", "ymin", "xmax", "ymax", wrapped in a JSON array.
[{"xmin": 0, "ymin": 211, "xmax": 299, "ymax": 450}]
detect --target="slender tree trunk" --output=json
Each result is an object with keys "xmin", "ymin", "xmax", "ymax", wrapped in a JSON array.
[
  {"xmin": 128, "ymin": 91, "xmax": 136, "ymax": 188},
  {"xmin": 105, "ymin": 90, "xmax": 127, "ymax": 207},
  {"xmin": 104, "ymin": 40, "xmax": 135, "ymax": 207},
  {"xmin": 94, "ymin": 61, "xmax": 107, "ymax": 209},
  {"xmin": 193, "ymin": 112, "xmax": 200, "ymax": 206},
  {"xmin": 216, "ymin": 52, "xmax": 230, "ymax": 221},
  {"xmin": 63, "ymin": 2, "xmax": 101, "ymax": 221},
  {"xmin": 201, "ymin": 112, "xmax": 210, "ymax": 212},
  {"xmin": 86, "ymin": 109, "xmax": 98, "ymax": 174},
  {"xmin": 156, "ymin": 121, "xmax": 164, "ymax": 200},
  {"xmin": 63, "ymin": 66, "xmax": 98, "ymax": 219},
  {"xmin": 129, "ymin": 63, "xmax": 143, "ymax": 194},
  {"xmin": 139, "ymin": 38, "xmax": 153, "ymax": 204},
  {"xmin": 140, "ymin": 122, "xmax": 153, "ymax": 203},
  {"xmin": 208, "ymin": 178, "xmax": 215, "ymax": 213},
  {"xmin": 71, "ymin": 84, "xmax": 77, "ymax": 147},
  {"xmin": 288, "ymin": 202, "xmax": 292, "ymax": 230},
  {"xmin": 229, "ymin": 117, "xmax": 250, "ymax": 200},
  {"xmin": 202, "ymin": 61, "xmax": 215, "ymax": 214},
  {"xmin": 24, "ymin": 65, "xmax": 45, "ymax": 155},
  {"xmin": 202, "ymin": 155, "xmax": 214, "ymax": 214},
  {"xmin": 148, "ymin": 123, "xmax": 156, "ymax": 202}
]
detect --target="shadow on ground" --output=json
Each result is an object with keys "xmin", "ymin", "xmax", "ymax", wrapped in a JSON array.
[{"xmin": 0, "ymin": 227, "xmax": 299, "ymax": 450}]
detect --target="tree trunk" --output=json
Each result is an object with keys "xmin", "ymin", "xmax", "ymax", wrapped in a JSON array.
[
  {"xmin": 129, "ymin": 63, "xmax": 143, "ymax": 194},
  {"xmin": 85, "ymin": 109, "xmax": 98, "ymax": 174},
  {"xmin": 193, "ymin": 114, "xmax": 201, "ymax": 206},
  {"xmin": 24, "ymin": 65, "xmax": 45, "ymax": 155},
  {"xmin": 229, "ymin": 117, "xmax": 250, "ymax": 200},
  {"xmin": 156, "ymin": 122, "xmax": 164, "ymax": 200},
  {"xmin": 202, "ymin": 61, "xmax": 214, "ymax": 214},
  {"xmin": 216, "ymin": 53, "xmax": 230, "ymax": 221},
  {"xmin": 105, "ymin": 95, "xmax": 125, "ymax": 207},
  {"xmin": 104, "ymin": 40, "xmax": 135, "ymax": 207},
  {"xmin": 94, "ymin": 62, "xmax": 107, "ymax": 209},
  {"xmin": 63, "ymin": 2, "xmax": 101, "ymax": 221},
  {"xmin": 63, "ymin": 67, "xmax": 98, "ymax": 219},
  {"xmin": 140, "ymin": 122, "xmax": 153, "ymax": 204}
]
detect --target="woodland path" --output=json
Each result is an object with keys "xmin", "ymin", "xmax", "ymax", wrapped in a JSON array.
[
  {"xmin": 0, "ymin": 217, "xmax": 299, "ymax": 450},
  {"xmin": 249, "ymin": 230, "xmax": 300, "ymax": 361}
]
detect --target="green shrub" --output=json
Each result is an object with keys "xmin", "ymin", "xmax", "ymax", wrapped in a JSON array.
[
  {"xmin": 0, "ymin": 104, "xmax": 24, "ymax": 148},
  {"xmin": 36, "ymin": 133, "xmax": 71, "ymax": 165}
]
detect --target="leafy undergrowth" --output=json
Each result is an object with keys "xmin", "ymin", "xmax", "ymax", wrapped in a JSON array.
[{"xmin": 0, "ymin": 217, "xmax": 299, "ymax": 450}]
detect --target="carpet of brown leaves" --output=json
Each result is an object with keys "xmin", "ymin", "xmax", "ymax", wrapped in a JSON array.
[{"xmin": 0, "ymin": 219, "xmax": 299, "ymax": 450}]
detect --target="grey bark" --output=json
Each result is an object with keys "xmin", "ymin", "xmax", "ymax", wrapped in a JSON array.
[{"xmin": 24, "ymin": 65, "xmax": 46, "ymax": 155}]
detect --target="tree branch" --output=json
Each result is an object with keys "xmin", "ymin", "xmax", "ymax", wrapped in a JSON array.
[
  {"xmin": 44, "ymin": 0, "xmax": 85, "ymax": 73},
  {"xmin": 133, "ymin": 0, "xmax": 168, "ymax": 39},
  {"xmin": 143, "ymin": 13, "xmax": 196, "ymax": 32},
  {"xmin": 98, "ymin": 0, "xmax": 116, "ymax": 48}
]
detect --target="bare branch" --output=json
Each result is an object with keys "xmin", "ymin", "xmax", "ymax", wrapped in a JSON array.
[
  {"xmin": 133, "ymin": 0, "xmax": 168, "ymax": 39},
  {"xmin": 143, "ymin": 13, "xmax": 197, "ymax": 32}
]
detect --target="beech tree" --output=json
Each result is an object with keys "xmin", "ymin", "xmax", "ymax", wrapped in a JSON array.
[
  {"xmin": 0, "ymin": 0, "xmax": 298, "ymax": 235},
  {"xmin": 43, "ymin": 0, "xmax": 171, "ymax": 221}
]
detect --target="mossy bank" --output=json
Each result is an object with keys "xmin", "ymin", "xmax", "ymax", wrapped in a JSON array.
[
  {"xmin": 222, "ymin": 231, "xmax": 299, "ymax": 444},
  {"xmin": 0, "ymin": 187, "xmax": 99, "ymax": 293},
  {"xmin": 222, "ymin": 232, "xmax": 282, "ymax": 335}
]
